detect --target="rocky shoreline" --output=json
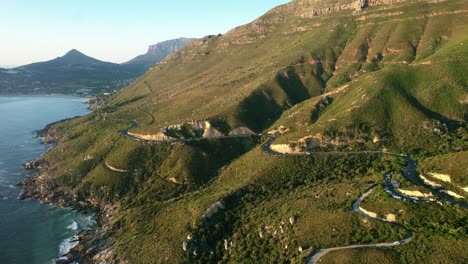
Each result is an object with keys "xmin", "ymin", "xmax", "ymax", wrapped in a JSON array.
[{"xmin": 18, "ymin": 123, "xmax": 117, "ymax": 264}]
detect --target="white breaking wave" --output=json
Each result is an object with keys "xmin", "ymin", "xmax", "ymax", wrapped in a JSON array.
[
  {"xmin": 55, "ymin": 216, "xmax": 95, "ymax": 262},
  {"xmin": 57, "ymin": 235, "xmax": 79, "ymax": 261},
  {"xmin": 67, "ymin": 221, "xmax": 78, "ymax": 231}
]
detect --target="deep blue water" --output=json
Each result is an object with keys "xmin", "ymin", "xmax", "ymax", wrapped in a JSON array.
[{"xmin": 0, "ymin": 95, "xmax": 94, "ymax": 264}]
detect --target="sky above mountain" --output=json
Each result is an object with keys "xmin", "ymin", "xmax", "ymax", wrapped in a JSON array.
[{"xmin": 0, "ymin": 0, "xmax": 290, "ymax": 67}]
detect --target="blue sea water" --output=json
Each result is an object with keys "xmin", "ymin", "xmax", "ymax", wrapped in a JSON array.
[{"xmin": 0, "ymin": 95, "xmax": 94, "ymax": 264}]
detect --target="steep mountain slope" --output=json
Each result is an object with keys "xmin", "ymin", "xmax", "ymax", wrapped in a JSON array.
[
  {"xmin": 107, "ymin": 0, "xmax": 466, "ymax": 152},
  {"xmin": 22, "ymin": 0, "xmax": 467, "ymax": 263},
  {"xmin": 125, "ymin": 38, "xmax": 195, "ymax": 74}
]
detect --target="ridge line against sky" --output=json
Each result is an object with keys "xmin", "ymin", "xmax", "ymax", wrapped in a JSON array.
[{"xmin": 0, "ymin": 0, "xmax": 290, "ymax": 67}]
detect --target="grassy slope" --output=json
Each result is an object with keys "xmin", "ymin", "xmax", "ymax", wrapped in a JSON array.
[
  {"xmin": 360, "ymin": 184, "xmax": 468, "ymax": 263},
  {"xmin": 36, "ymin": 0, "xmax": 468, "ymax": 262}
]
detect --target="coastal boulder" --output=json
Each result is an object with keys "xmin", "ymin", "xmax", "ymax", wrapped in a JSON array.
[{"xmin": 23, "ymin": 159, "xmax": 48, "ymax": 170}]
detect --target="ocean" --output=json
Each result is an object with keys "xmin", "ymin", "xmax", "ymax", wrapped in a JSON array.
[{"xmin": 0, "ymin": 95, "xmax": 94, "ymax": 264}]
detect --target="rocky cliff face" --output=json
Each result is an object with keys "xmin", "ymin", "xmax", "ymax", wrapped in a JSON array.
[
  {"xmin": 125, "ymin": 37, "xmax": 195, "ymax": 71},
  {"xmin": 162, "ymin": 0, "xmax": 445, "ymax": 62},
  {"xmin": 147, "ymin": 38, "xmax": 194, "ymax": 57},
  {"xmin": 279, "ymin": 0, "xmax": 446, "ymax": 17}
]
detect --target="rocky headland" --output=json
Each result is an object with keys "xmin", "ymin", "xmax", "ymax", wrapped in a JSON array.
[{"xmin": 19, "ymin": 124, "xmax": 117, "ymax": 264}]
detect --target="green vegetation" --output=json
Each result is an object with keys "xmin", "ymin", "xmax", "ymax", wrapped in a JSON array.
[
  {"xmin": 320, "ymin": 248, "xmax": 399, "ymax": 264},
  {"xmin": 32, "ymin": 0, "xmax": 467, "ymax": 263},
  {"xmin": 360, "ymin": 184, "xmax": 468, "ymax": 263},
  {"xmin": 184, "ymin": 154, "xmax": 407, "ymax": 264}
]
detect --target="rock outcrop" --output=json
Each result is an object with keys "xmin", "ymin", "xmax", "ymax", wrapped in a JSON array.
[
  {"xmin": 125, "ymin": 38, "xmax": 195, "ymax": 71},
  {"xmin": 23, "ymin": 159, "xmax": 48, "ymax": 170},
  {"xmin": 228, "ymin": 127, "xmax": 256, "ymax": 136},
  {"xmin": 195, "ymin": 121, "xmax": 224, "ymax": 138},
  {"xmin": 279, "ymin": 0, "xmax": 447, "ymax": 19},
  {"xmin": 128, "ymin": 120, "xmax": 258, "ymax": 142},
  {"xmin": 202, "ymin": 201, "xmax": 225, "ymax": 219},
  {"xmin": 128, "ymin": 131, "xmax": 175, "ymax": 141}
]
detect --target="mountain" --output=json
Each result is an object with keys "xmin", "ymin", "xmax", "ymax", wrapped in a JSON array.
[
  {"xmin": 0, "ymin": 49, "xmax": 138, "ymax": 95},
  {"xmin": 19, "ymin": 49, "xmax": 139, "ymax": 82},
  {"xmin": 125, "ymin": 38, "xmax": 195, "ymax": 74},
  {"xmin": 0, "ymin": 38, "xmax": 193, "ymax": 95},
  {"xmin": 28, "ymin": 49, "xmax": 102, "ymax": 65},
  {"xmin": 21, "ymin": 0, "xmax": 467, "ymax": 263}
]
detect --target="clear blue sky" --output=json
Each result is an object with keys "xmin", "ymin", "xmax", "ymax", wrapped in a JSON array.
[{"xmin": 0, "ymin": 0, "xmax": 290, "ymax": 67}]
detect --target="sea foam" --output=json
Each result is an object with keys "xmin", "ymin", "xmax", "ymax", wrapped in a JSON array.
[
  {"xmin": 57, "ymin": 235, "xmax": 79, "ymax": 261},
  {"xmin": 67, "ymin": 220, "xmax": 78, "ymax": 231}
]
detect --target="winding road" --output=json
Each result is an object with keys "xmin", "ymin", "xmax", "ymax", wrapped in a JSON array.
[
  {"xmin": 307, "ymin": 187, "xmax": 414, "ymax": 264},
  {"xmin": 117, "ymin": 121, "xmax": 467, "ymax": 263}
]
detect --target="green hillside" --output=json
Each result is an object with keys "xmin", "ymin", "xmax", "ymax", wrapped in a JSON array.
[{"xmin": 27, "ymin": 0, "xmax": 467, "ymax": 263}]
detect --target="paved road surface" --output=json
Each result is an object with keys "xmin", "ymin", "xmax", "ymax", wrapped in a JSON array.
[{"xmin": 118, "ymin": 121, "xmax": 467, "ymax": 263}]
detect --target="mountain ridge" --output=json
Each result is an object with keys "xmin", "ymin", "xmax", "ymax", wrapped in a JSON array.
[
  {"xmin": 0, "ymin": 38, "xmax": 194, "ymax": 95},
  {"xmin": 18, "ymin": 49, "xmax": 120, "ymax": 71},
  {"xmin": 18, "ymin": 0, "xmax": 468, "ymax": 263}
]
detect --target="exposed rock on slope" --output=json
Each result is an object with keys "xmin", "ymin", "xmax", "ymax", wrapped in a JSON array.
[
  {"xmin": 22, "ymin": 0, "xmax": 468, "ymax": 262},
  {"xmin": 125, "ymin": 38, "xmax": 195, "ymax": 73},
  {"xmin": 129, "ymin": 120, "xmax": 255, "ymax": 141}
]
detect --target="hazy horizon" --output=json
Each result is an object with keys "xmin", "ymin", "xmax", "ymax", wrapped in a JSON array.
[{"xmin": 0, "ymin": 0, "xmax": 290, "ymax": 66}]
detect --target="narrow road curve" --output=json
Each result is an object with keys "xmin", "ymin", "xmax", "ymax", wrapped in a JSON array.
[
  {"xmin": 117, "ymin": 121, "xmax": 467, "ymax": 263},
  {"xmin": 263, "ymin": 136, "xmax": 468, "ymax": 208},
  {"xmin": 307, "ymin": 187, "xmax": 413, "ymax": 264},
  {"xmin": 261, "ymin": 136, "xmax": 467, "ymax": 263}
]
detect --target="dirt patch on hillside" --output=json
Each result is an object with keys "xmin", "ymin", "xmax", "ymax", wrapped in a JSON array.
[{"xmin": 428, "ymin": 173, "xmax": 451, "ymax": 183}]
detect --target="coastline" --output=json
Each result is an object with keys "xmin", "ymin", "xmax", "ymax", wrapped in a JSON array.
[
  {"xmin": 18, "ymin": 113, "xmax": 116, "ymax": 263},
  {"xmin": 0, "ymin": 92, "xmax": 106, "ymax": 111}
]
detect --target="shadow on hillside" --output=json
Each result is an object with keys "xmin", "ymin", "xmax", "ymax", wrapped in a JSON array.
[{"xmin": 115, "ymin": 96, "xmax": 146, "ymax": 108}]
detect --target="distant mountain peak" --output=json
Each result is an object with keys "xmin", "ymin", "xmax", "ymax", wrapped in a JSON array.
[
  {"xmin": 62, "ymin": 49, "xmax": 89, "ymax": 59},
  {"xmin": 57, "ymin": 49, "xmax": 101, "ymax": 64},
  {"xmin": 64, "ymin": 49, "xmax": 84, "ymax": 56}
]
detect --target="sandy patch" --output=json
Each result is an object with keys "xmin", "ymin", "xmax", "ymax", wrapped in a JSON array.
[
  {"xmin": 441, "ymin": 190, "xmax": 464, "ymax": 199},
  {"xmin": 428, "ymin": 173, "xmax": 451, "ymax": 183},
  {"xmin": 397, "ymin": 189, "xmax": 433, "ymax": 198},
  {"xmin": 270, "ymin": 144, "xmax": 303, "ymax": 154},
  {"xmin": 420, "ymin": 175, "xmax": 442, "ymax": 188},
  {"xmin": 359, "ymin": 207, "xmax": 377, "ymax": 218},
  {"xmin": 386, "ymin": 214, "xmax": 396, "ymax": 222}
]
